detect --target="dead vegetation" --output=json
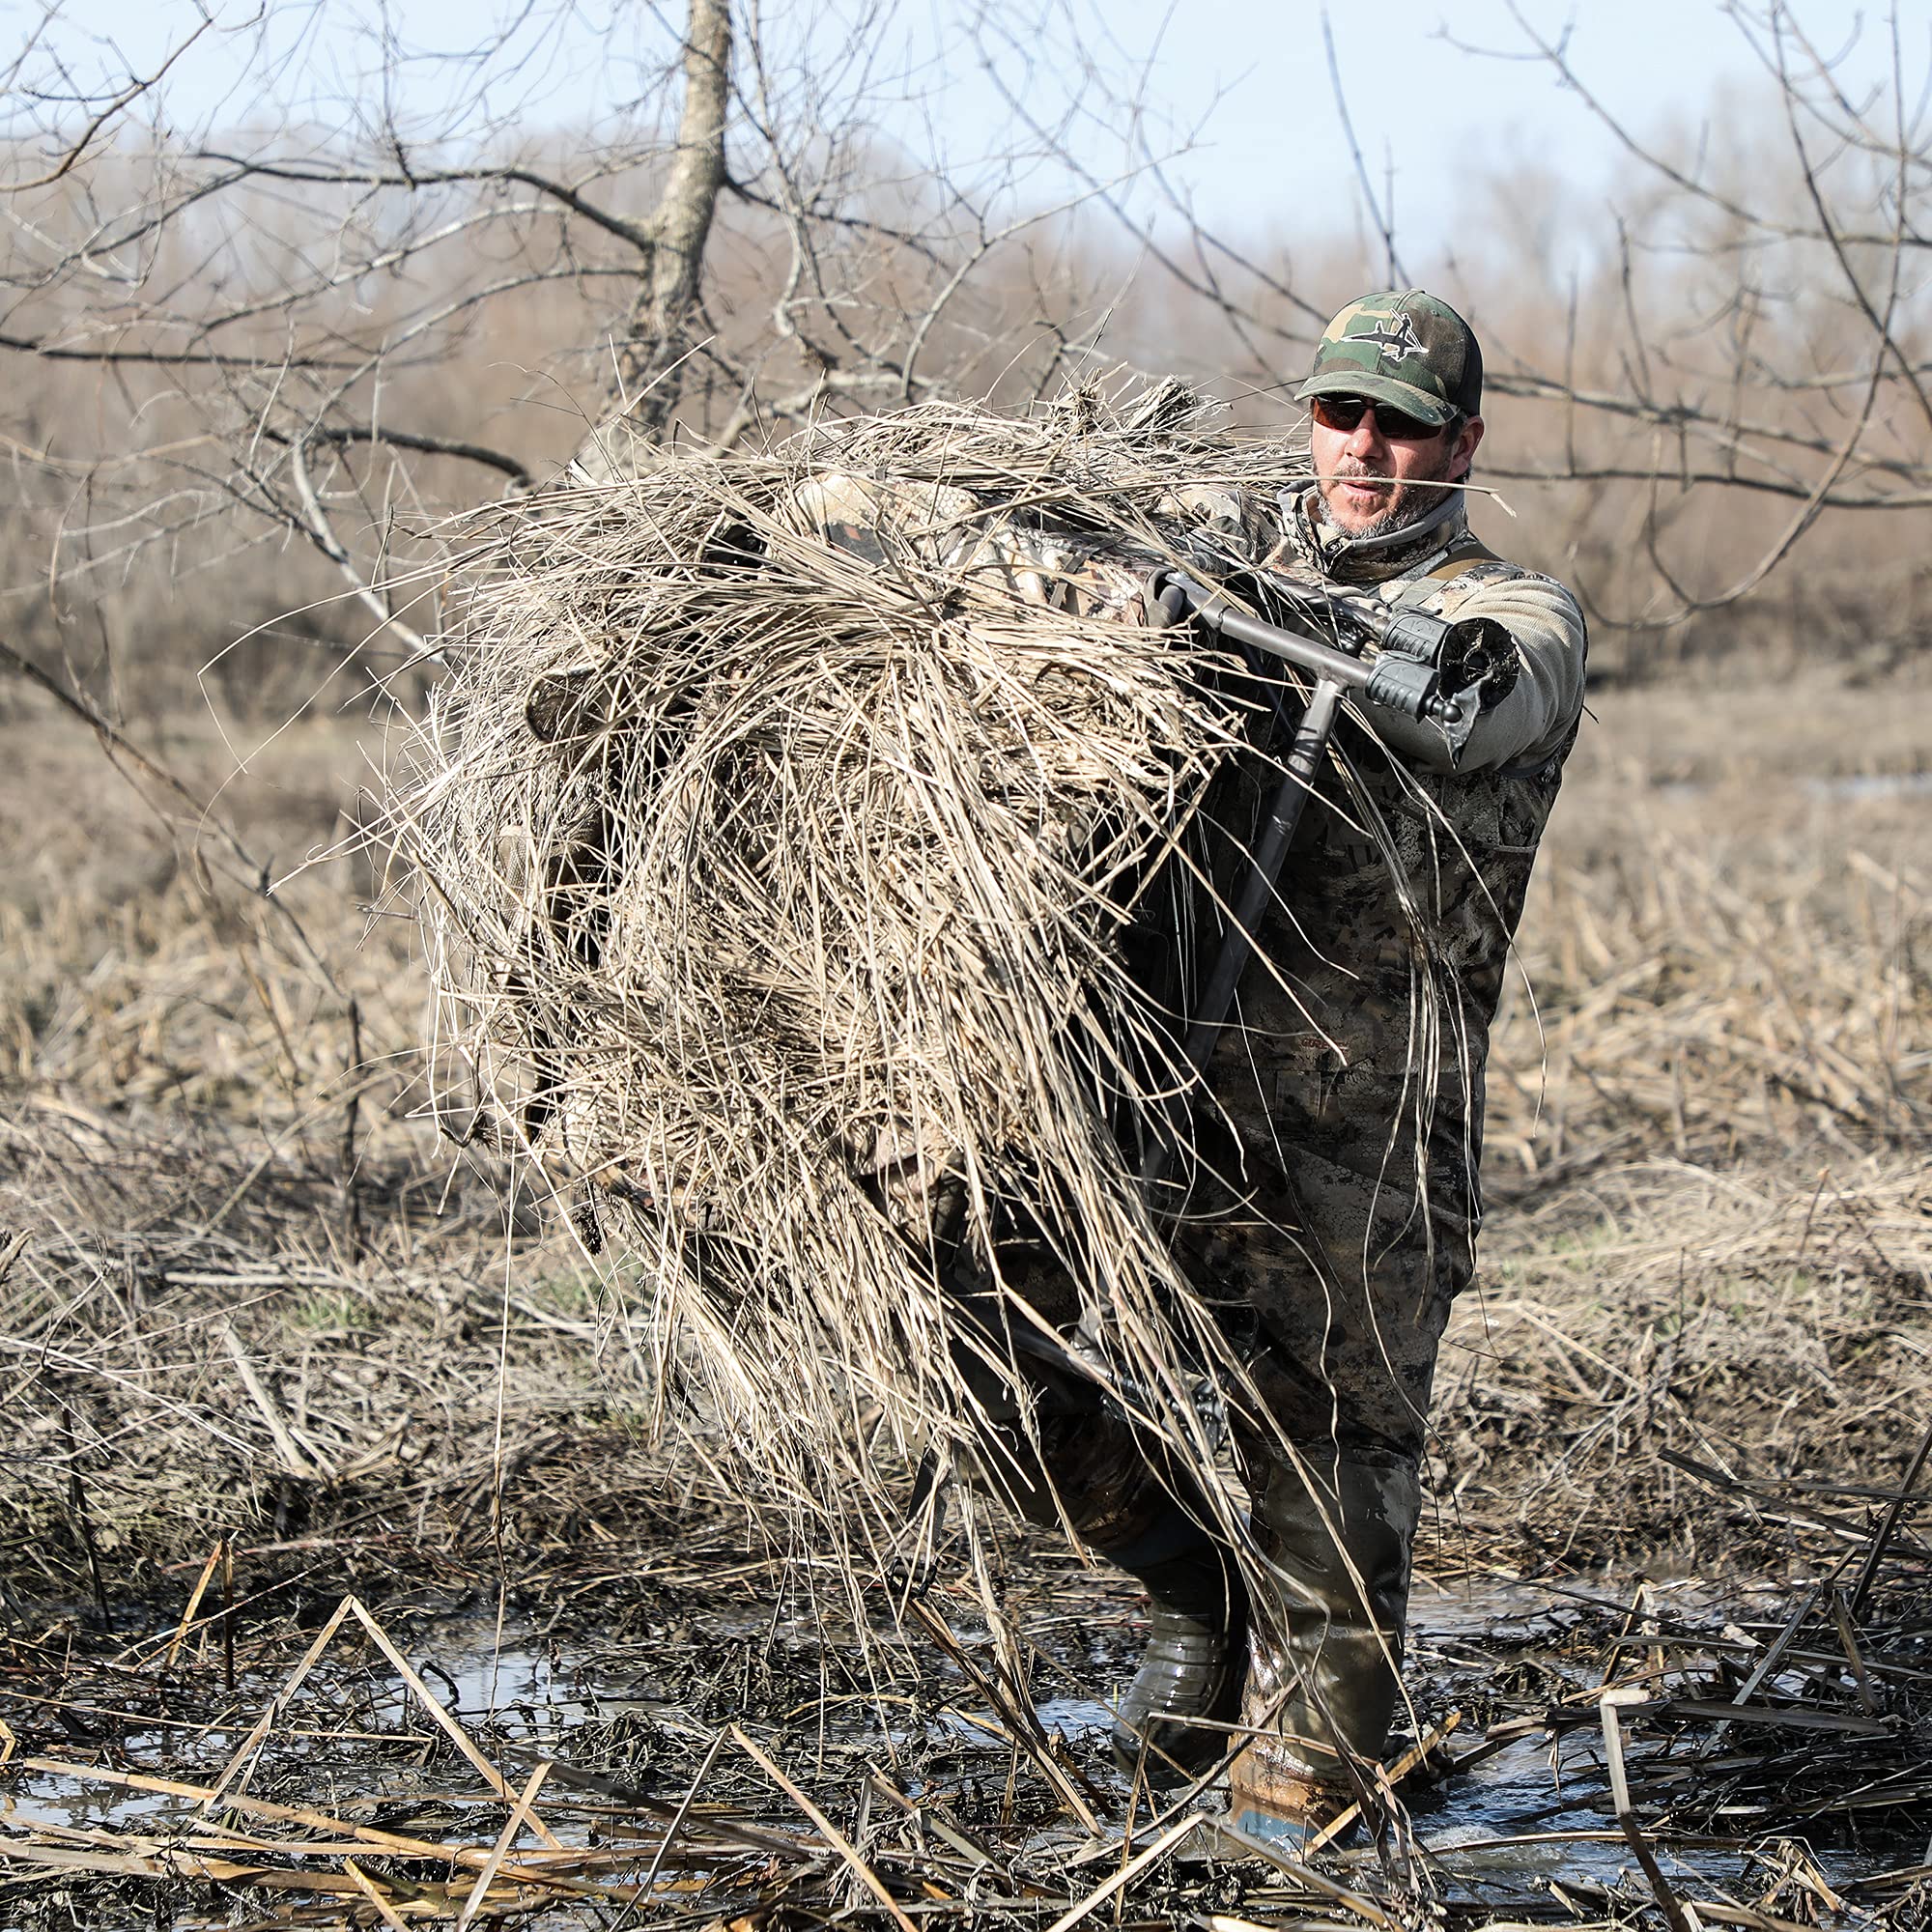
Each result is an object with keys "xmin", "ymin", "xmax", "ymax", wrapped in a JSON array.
[
  {"xmin": 1424, "ymin": 731, "xmax": 1931, "ymax": 1575},
  {"xmin": 391, "ymin": 391, "xmax": 1372, "ymax": 1603},
  {"xmin": 0, "ymin": 1498, "xmax": 1927, "ymax": 1930},
  {"xmin": 0, "ymin": 660, "xmax": 1923, "ymax": 1588},
  {"xmin": 0, "ymin": 667, "xmax": 1926, "ymax": 1930},
  {"xmin": 1, "ymin": 5, "xmax": 1927, "ymax": 1920}
]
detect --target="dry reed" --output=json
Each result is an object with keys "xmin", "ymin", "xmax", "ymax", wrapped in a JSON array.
[
  {"xmin": 1432, "ymin": 770, "xmax": 1931, "ymax": 1569},
  {"xmin": 386, "ymin": 387, "xmax": 1341, "ymax": 1589},
  {"xmin": 3, "ymin": 687, "xmax": 1930, "ymax": 1932},
  {"xmin": 3, "ymin": 1538, "xmax": 1927, "ymax": 1930}
]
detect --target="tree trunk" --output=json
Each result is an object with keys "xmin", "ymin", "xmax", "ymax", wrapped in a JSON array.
[{"xmin": 575, "ymin": 0, "xmax": 731, "ymax": 480}]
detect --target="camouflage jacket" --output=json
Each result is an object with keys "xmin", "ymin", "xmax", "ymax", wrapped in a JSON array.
[
  {"xmin": 1166, "ymin": 484, "xmax": 1588, "ymax": 1219},
  {"xmin": 1253, "ymin": 485, "xmax": 1587, "ymax": 1026}
]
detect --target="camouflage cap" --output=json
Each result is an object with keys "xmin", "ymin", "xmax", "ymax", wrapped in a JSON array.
[{"xmin": 1296, "ymin": 290, "xmax": 1483, "ymax": 426}]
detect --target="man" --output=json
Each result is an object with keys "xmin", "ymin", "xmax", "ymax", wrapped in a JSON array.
[{"xmin": 976, "ymin": 290, "xmax": 1588, "ymax": 1842}]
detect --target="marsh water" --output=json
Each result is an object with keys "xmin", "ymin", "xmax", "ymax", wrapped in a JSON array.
[{"xmin": 10, "ymin": 1573, "xmax": 1916, "ymax": 1927}]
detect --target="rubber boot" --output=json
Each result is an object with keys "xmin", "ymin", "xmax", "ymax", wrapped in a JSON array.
[
  {"xmin": 983, "ymin": 1400, "xmax": 1248, "ymax": 1776},
  {"xmin": 1227, "ymin": 1446, "xmax": 1420, "ymax": 1846},
  {"xmin": 1107, "ymin": 1535, "xmax": 1247, "ymax": 1778}
]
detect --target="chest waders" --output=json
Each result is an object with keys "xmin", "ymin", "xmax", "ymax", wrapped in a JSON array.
[
  {"xmin": 1145, "ymin": 558, "xmax": 1501, "ymax": 1840},
  {"xmin": 946, "ymin": 563, "xmax": 1486, "ymax": 1795}
]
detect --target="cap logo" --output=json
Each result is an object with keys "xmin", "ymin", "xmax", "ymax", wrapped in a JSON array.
[{"xmin": 1358, "ymin": 313, "xmax": 1424, "ymax": 364}]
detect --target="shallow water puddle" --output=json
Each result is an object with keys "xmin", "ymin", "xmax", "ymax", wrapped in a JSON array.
[{"xmin": 5, "ymin": 1576, "xmax": 1920, "ymax": 1925}]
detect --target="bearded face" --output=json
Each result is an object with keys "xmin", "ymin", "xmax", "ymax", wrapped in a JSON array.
[{"xmin": 1309, "ymin": 399, "xmax": 1484, "ymax": 539}]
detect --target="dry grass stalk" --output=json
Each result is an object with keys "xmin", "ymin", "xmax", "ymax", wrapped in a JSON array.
[
  {"xmin": 387, "ymin": 385, "xmax": 1346, "ymax": 1582},
  {"xmin": 1, "ymin": 1455, "xmax": 1926, "ymax": 1928},
  {"xmin": 1439, "ymin": 786, "xmax": 1932, "ymax": 1569},
  {"xmin": 1488, "ymin": 816, "xmax": 1927, "ymax": 1174}
]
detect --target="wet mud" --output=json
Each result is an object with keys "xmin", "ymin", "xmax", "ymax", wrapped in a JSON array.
[{"xmin": 4, "ymin": 1543, "xmax": 1928, "ymax": 1931}]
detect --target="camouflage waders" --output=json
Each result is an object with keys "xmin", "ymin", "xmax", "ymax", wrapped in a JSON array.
[
  {"xmin": 792, "ymin": 461, "xmax": 1588, "ymax": 1817},
  {"xmin": 996, "ymin": 484, "xmax": 1586, "ymax": 1816},
  {"xmin": 1164, "ymin": 488, "xmax": 1583, "ymax": 1821}
]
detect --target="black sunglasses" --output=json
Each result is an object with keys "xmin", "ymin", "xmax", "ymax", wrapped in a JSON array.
[{"xmin": 1310, "ymin": 394, "xmax": 1454, "ymax": 441}]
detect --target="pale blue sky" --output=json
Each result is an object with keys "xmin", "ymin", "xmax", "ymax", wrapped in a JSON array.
[{"xmin": 15, "ymin": 0, "xmax": 1923, "ymax": 261}]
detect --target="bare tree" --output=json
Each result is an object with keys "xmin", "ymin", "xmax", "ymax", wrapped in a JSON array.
[
  {"xmin": 1462, "ymin": 3, "xmax": 1932, "ymax": 623},
  {"xmin": 989, "ymin": 0, "xmax": 1932, "ymax": 655},
  {"xmin": 7, "ymin": 0, "xmax": 1928, "ymax": 696},
  {"xmin": 1, "ymin": 0, "xmax": 1116, "ymax": 698},
  {"xmin": 601, "ymin": 0, "xmax": 731, "ymax": 439}
]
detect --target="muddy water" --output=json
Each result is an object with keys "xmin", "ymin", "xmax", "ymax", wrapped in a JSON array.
[
  {"xmin": 1658, "ymin": 767, "xmax": 1932, "ymax": 806},
  {"xmin": 4, "ymin": 1577, "xmax": 1900, "ymax": 1911}
]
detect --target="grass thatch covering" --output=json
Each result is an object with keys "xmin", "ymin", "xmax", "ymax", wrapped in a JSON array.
[{"xmin": 389, "ymin": 388, "xmax": 1331, "ymax": 1575}]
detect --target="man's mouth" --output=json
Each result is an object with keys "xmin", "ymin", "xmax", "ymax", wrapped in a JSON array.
[{"xmin": 1332, "ymin": 480, "xmax": 1394, "ymax": 519}]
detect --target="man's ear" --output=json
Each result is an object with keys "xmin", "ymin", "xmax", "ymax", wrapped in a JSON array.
[{"xmin": 1454, "ymin": 414, "xmax": 1485, "ymax": 483}]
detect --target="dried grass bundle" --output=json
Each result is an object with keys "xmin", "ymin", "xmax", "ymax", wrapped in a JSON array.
[{"xmin": 389, "ymin": 388, "xmax": 1312, "ymax": 1569}]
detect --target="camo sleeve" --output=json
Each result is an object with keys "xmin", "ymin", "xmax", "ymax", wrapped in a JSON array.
[{"xmin": 1370, "ymin": 568, "xmax": 1587, "ymax": 776}]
